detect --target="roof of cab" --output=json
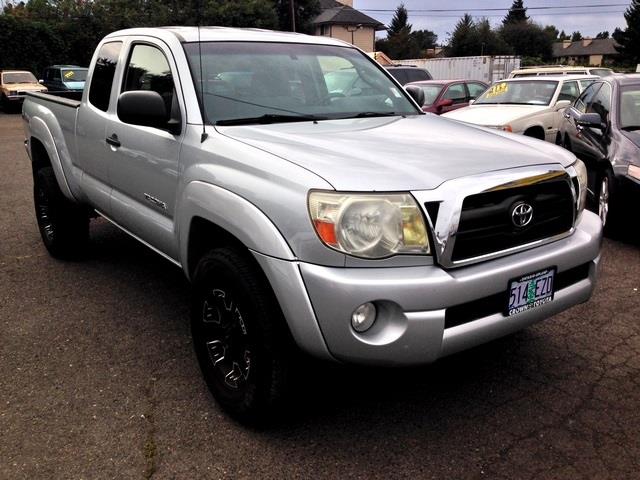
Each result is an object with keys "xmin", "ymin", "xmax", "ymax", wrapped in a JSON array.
[
  {"xmin": 105, "ymin": 26, "xmax": 352, "ymax": 47},
  {"xmin": 501, "ymin": 75, "xmax": 599, "ymax": 82}
]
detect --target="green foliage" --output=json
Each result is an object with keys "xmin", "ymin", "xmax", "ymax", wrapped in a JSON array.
[
  {"xmin": 558, "ymin": 30, "xmax": 569, "ymax": 41},
  {"xmin": 447, "ymin": 15, "xmax": 512, "ymax": 57},
  {"xmin": 375, "ymin": 4, "xmax": 437, "ymax": 60},
  {"xmin": 571, "ymin": 31, "xmax": 583, "ymax": 41},
  {"xmin": 273, "ymin": 0, "xmax": 320, "ymax": 33},
  {"xmin": 500, "ymin": 21, "xmax": 553, "ymax": 59},
  {"xmin": 0, "ymin": 0, "xmax": 290, "ymax": 74},
  {"xmin": 503, "ymin": 0, "xmax": 528, "ymax": 26},
  {"xmin": 596, "ymin": 31, "xmax": 610, "ymax": 39},
  {"xmin": 615, "ymin": 0, "xmax": 640, "ymax": 65},
  {"xmin": 543, "ymin": 25, "xmax": 559, "ymax": 42}
]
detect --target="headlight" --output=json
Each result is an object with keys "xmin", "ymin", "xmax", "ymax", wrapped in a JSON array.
[
  {"xmin": 571, "ymin": 159, "xmax": 588, "ymax": 216},
  {"xmin": 308, "ymin": 191, "xmax": 430, "ymax": 259}
]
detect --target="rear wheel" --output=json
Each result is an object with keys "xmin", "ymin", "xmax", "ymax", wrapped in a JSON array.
[
  {"xmin": 33, "ymin": 167, "xmax": 89, "ymax": 258},
  {"xmin": 191, "ymin": 247, "xmax": 292, "ymax": 424}
]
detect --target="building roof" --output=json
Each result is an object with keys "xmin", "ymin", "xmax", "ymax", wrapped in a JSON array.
[
  {"xmin": 553, "ymin": 38, "xmax": 619, "ymax": 58},
  {"xmin": 313, "ymin": 0, "xmax": 385, "ymax": 30}
]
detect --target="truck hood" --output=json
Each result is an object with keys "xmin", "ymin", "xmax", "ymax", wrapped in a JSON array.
[
  {"xmin": 217, "ymin": 115, "xmax": 574, "ymax": 191},
  {"xmin": 4, "ymin": 83, "xmax": 46, "ymax": 92},
  {"xmin": 443, "ymin": 104, "xmax": 547, "ymax": 127}
]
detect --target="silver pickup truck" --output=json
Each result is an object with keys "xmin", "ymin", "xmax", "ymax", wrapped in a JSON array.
[{"xmin": 23, "ymin": 27, "xmax": 602, "ymax": 422}]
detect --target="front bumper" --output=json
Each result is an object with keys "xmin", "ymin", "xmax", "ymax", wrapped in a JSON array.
[{"xmin": 256, "ymin": 211, "xmax": 602, "ymax": 366}]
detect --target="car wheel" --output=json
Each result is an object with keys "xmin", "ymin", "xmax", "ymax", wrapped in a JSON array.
[
  {"xmin": 33, "ymin": 167, "xmax": 89, "ymax": 258},
  {"xmin": 191, "ymin": 247, "xmax": 292, "ymax": 424},
  {"xmin": 596, "ymin": 172, "xmax": 610, "ymax": 228}
]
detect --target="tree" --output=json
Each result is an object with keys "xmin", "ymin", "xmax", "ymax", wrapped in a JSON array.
[
  {"xmin": 274, "ymin": 0, "xmax": 320, "ymax": 34},
  {"xmin": 474, "ymin": 18, "xmax": 512, "ymax": 55},
  {"xmin": 595, "ymin": 31, "xmax": 610, "ymax": 39},
  {"xmin": 543, "ymin": 25, "xmax": 559, "ymax": 42},
  {"xmin": 500, "ymin": 21, "xmax": 553, "ymax": 59},
  {"xmin": 558, "ymin": 30, "xmax": 569, "ymax": 41},
  {"xmin": 503, "ymin": 0, "xmax": 528, "ymax": 26},
  {"xmin": 447, "ymin": 14, "xmax": 476, "ymax": 56},
  {"xmin": 571, "ymin": 31, "xmax": 583, "ymax": 41},
  {"xmin": 615, "ymin": 0, "xmax": 640, "ymax": 65},
  {"xmin": 375, "ymin": 4, "xmax": 437, "ymax": 59}
]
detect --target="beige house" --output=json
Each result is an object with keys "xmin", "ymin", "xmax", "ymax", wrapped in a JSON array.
[
  {"xmin": 312, "ymin": 0, "xmax": 385, "ymax": 52},
  {"xmin": 552, "ymin": 38, "xmax": 620, "ymax": 67}
]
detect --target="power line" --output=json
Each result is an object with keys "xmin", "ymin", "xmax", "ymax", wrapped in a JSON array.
[
  {"xmin": 359, "ymin": 3, "xmax": 630, "ymax": 13},
  {"xmin": 366, "ymin": 10, "xmax": 627, "ymax": 18}
]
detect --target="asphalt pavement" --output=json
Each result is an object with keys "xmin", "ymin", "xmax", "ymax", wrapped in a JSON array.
[{"xmin": 1, "ymin": 111, "xmax": 639, "ymax": 479}]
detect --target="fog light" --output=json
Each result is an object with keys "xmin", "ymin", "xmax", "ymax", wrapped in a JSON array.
[{"xmin": 351, "ymin": 302, "xmax": 377, "ymax": 332}]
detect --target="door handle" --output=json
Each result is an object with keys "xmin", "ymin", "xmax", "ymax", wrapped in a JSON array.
[
  {"xmin": 563, "ymin": 112, "xmax": 570, "ymax": 119},
  {"xmin": 106, "ymin": 134, "xmax": 121, "ymax": 148}
]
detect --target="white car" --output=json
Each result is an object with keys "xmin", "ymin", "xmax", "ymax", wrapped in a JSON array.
[{"xmin": 443, "ymin": 75, "xmax": 598, "ymax": 143}]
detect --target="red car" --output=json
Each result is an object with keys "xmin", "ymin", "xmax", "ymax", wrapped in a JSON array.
[{"xmin": 406, "ymin": 79, "xmax": 488, "ymax": 114}]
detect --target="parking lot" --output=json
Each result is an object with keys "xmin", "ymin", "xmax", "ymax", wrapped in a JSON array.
[{"xmin": 1, "ymin": 110, "xmax": 639, "ymax": 479}]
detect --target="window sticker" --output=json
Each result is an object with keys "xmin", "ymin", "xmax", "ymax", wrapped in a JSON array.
[
  {"xmin": 486, "ymin": 82, "xmax": 509, "ymax": 98},
  {"xmin": 64, "ymin": 71, "xmax": 75, "ymax": 79}
]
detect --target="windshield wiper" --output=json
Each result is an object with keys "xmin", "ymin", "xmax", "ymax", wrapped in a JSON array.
[
  {"xmin": 215, "ymin": 113, "xmax": 328, "ymax": 126},
  {"xmin": 621, "ymin": 125, "xmax": 640, "ymax": 131},
  {"xmin": 342, "ymin": 112, "xmax": 401, "ymax": 119}
]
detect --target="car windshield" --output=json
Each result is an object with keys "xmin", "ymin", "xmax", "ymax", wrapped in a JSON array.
[
  {"xmin": 62, "ymin": 69, "xmax": 88, "ymax": 82},
  {"xmin": 474, "ymin": 80, "xmax": 558, "ymax": 106},
  {"xmin": 2, "ymin": 72, "xmax": 37, "ymax": 84},
  {"xmin": 416, "ymin": 84, "xmax": 444, "ymax": 105},
  {"xmin": 620, "ymin": 86, "xmax": 640, "ymax": 130},
  {"xmin": 183, "ymin": 42, "xmax": 419, "ymax": 125}
]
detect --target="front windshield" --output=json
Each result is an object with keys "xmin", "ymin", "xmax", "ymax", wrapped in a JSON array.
[
  {"xmin": 183, "ymin": 42, "xmax": 419, "ymax": 125},
  {"xmin": 475, "ymin": 80, "xmax": 558, "ymax": 106},
  {"xmin": 62, "ymin": 69, "xmax": 88, "ymax": 82},
  {"xmin": 620, "ymin": 86, "xmax": 640, "ymax": 130},
  {"xmin": 417, "ymin": 84, "xmax": 444, "ymax": 105},
  {"xmin": 2, "ymin": 72, "xmax": 37, "ymax": 84}
]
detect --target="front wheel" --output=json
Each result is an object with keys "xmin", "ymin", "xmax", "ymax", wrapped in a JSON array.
[
  {"xmin": 191, "ymin": 247, "xmax": 292, "ymax": 423},
  {"xmin": 596, "ymin": 172, "xmax": 610, "ymax": 228}
]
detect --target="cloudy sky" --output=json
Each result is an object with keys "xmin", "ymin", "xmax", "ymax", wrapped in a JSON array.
[{"xmin": 353, "ymin": 0, "xmax": 630, "ymax": 44}]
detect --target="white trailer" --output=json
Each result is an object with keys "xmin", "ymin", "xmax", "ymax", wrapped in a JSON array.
[{"xmin": 398, "ymin": 56, "xmax": 521, "ymax": 83}]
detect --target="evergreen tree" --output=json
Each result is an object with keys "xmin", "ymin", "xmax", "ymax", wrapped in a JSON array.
[
  {"xmin": 388, "ymin": 3, "xmax": 411, "ymax": 36},
  {"xmin": 616, "ymin": 0, "xmax": 640, "ymax": 65},
  {"xmin": 595, "ymin": 31, "xmax": 610, "ymax": 39},
  {"xmin": 503, "ymin": 0, "xmax": 528, "ymax": 26},
  {"xmin": 375, "ymin": 4, "xmax": 436, "ymax": 60},
  {"xmin": 571, "ymin": 31, "xmax": 583, "ymax": 41},
  {"xmin": 447, "ymin": 14, "xmax": 475, "ymax": 56},
  {"xmin": 558, "ymin": 30, "xmax": 569, "ymax": 41}
]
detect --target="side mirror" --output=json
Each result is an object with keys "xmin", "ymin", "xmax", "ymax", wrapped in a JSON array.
[
  {"xmin": 118, "ymin": 90, "xmax": 168, "ymax": 130},
  {"xmin": 555, "ymin": 99, "xmax": 571, "ymax": 111},
  {"xmin": 437, "ymin": 98, "xmax": 454, "ymax": 108},
  {"xmin": 38, "ymin": 79, "xmax": 44, "ymax": 84},
  {"xmin": 468, "ymin": 98, "xmax": 475, "ymax": 105},
  {"xmin": 576, "ymin": 112, "xmax": 604, "ymax": 130},
  {"xmin": 405, "ymin": 85, "xmax": 425, "ymax": 106}
]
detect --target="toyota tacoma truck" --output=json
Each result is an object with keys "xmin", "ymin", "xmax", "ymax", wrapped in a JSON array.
[{"xmin": 22, "ymin": 27, "xmax": 602, "ymax": 422}]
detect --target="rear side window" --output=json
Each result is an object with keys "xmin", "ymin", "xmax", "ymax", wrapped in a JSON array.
[
  {"xmin": 89, "ymin": 41, "xmax": 122, "ymax": 112},
  {"xmin": 443, "ymin": 83, "xmax": 466, "ymax": 103},
  {"xmin": 388, "ymin": 69, "xmax": 408, "ymax": 84},
  {"xmin": 466, "ymin": 82, "xmax": 486, "ymax": 99},
  {"xmin": 406, "ymin": 68, "xmax": 430, "ymax": 83},
  {"xmin": 122, "ymin": 43, "xmax": 177, "ymax": 122}
]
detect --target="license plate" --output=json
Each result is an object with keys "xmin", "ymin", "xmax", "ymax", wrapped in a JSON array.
[{"xmin": 506, "ymin": 268, "xmax": 556, "ymax": 316}]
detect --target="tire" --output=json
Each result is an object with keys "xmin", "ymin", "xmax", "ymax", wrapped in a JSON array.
[
  {"xmin": 33, "ymin": 167, "xmax": 89, "ymax": 259},
  {"xmin": 593, "ymin": 168, "xmax": 623, "ymax": 236},
  {"xmin": 190, "ymin": 247, "xmax": 292, "ymax": 424}
]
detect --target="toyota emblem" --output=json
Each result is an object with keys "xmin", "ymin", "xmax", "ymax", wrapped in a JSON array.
[{"xmin": 511, "ymin": 202, "xmax": 533, "ymax": 227}]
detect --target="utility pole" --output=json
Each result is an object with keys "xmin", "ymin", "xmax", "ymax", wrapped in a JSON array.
[{"xmin": 289, "ymin": 0, "xmax": 296, "ymax": 32}]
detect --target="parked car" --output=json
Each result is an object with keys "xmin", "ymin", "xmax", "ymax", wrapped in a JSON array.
[
  {"xmin": 23, "ymin": 27, "xmax": 601, "ymax": 422},
  {"xmin": 510, "ymin": 66, "xmax": 614, "ymax": 78},
  {"xmin": 559, "ymin": 74, "xmax": 640, "ymax": 231},
  {"xmin": 41, "ymin": 65, "xmax": 88, "ymax": 93},
  {"xmin": 384, "ymin": 65, "xmax": 432, "ymax": 85},
  {"xmin": 443, "ymin": 75, "xmax": 598, "ymax": 142},
  {"xmin": 0, "ymin": 70, "xmax": 47, "ymax": 110},
  {"xmin": 405, "ymin": 79, "xmax": 488, "ymax": 114}
]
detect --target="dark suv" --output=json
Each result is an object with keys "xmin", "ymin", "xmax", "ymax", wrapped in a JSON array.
[
  {"xmin": 41, "ymin": 65, "xmax": 88, "ymax": 94},
  {"xmin": 384, "ymin": 65, "xmax": 432, "ymax": 85},
  {"xmin": 560, "ymin": 74, "xmax": 640, "ymax": 233}
]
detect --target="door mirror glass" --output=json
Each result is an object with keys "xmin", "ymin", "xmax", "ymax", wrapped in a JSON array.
[
  {"xmin": 555, "ymin": 99, "xmax": 571, "ymax": 111},
  {"xmin": 117, "ymin": 91, "xmax": 168, "ymax": 129}
]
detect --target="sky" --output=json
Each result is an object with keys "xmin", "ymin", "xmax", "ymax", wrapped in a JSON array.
[{"xmin": 353, "ymin": 0, "xmax": 630, "ymax": 44}]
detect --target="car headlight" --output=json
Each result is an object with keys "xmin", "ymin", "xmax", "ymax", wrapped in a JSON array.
[
  {"xmin": 571, "ymin": 159, "xmax": 588, "ymax": 217},
  {"xmin": 308, "ymin": 191, "xmax": 430, "ymax": 258}
]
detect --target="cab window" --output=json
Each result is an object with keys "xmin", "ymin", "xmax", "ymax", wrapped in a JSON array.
[
  {"xmin": 558, "ymin": 81, "xmax": 579, "ymax": 102},
  {"xmin": 122, "ymin": 43, "xmax": 178, "ymax": 124},
  {"xmin": 443, "ymin": 83, "xmax": 466, "ymax": 104},
  {"xmin": 466, "ymin": 82, "xmax": 487, "ymax": 99},
  {"xmin": 89, "ymin": 42, "xmax": 123, "ymax": 112}
]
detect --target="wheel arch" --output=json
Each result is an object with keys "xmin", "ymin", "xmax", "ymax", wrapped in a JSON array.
[{"xmin": 523, "ymin": 125, "xmax": 545, "ymax": 140}]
